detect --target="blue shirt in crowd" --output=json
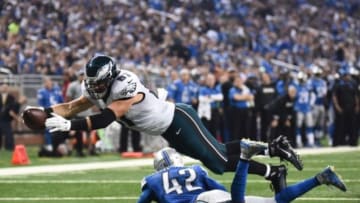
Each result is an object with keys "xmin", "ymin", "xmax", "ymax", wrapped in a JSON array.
[
  {"xmin": 310, "ymin": 77, "xmax": 327, "ymax": 105},
  {"xmin": 229, "ymin": 86, "xmax": 251, "ymax": 109},
  {"xmin": 167, "ymin": 79, "xmax": 198, "ymax": 105},
  {"xmin": 198, "ymin": 84, "xmax": 223, "ymax": 109},
  {"xmin": 37, "ymin": 86, "xmax": 63, "ymax": 108}
]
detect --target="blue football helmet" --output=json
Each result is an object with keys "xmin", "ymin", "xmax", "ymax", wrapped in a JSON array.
[{"xmin": 153, "ymin": 147, "xmax": 184, "ymax": 171}]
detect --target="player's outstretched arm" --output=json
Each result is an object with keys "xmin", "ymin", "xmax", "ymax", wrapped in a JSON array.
[
  {"xmin": 45, "ymin": 93, "xmax": 143, "ymax": 132},
  {"xmin": 51, "ymin": 96, "xmax": 94, "ymax": 118}
]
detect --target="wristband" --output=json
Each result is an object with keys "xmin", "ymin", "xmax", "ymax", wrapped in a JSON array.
[{"xmin": 44, "ymin": 107, "xmax": 54, "ymax": 118}]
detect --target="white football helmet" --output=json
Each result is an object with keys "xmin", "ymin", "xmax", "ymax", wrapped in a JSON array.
[
  {"xmin": 310, "ymin": 64, "xmax": 323, "ymax": 75},
  {"xmin": 297, "ymin": 71, "xmax": 308, "ymax": 82},
  {"xmin": 153, "ymin": 147, "xmax": 184, "ymax": 171}
]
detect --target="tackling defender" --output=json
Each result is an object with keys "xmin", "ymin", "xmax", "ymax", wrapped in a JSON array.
[
  {"xmin": 142, "ymin": 146, "xmax": 346, "ymax": 203},
  {"xmin": 36, "ymin": 55, "xmax": 302, "ymax": 188}
]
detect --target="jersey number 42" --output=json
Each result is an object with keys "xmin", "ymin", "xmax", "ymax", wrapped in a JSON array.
[{"xmin": 162, "ymin": 168, "xmax": 202, "ymax": 194}]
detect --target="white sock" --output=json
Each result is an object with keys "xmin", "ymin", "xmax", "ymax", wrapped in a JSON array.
[
  {"xmin": 264, "ymin": 164, "xmax": 271, "ymax": 178},
  {"xmin": 307, "ymin": 133, "xmax": 315, "ymax": 146}
]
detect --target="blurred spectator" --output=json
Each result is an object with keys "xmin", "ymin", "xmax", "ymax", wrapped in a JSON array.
[
  {"xmin": 309, "ymin": 65, "xmax": 328, "ymax": 145},
  {"xmin": 220, "ymin": 68, "xmax": 237, "ymax": 143},
  {"xmin": 245, "ymin": 73, "xmax": 259, "ymax": 141},
  {"xmin": 0, "ymin": 81, "xmax": 18, "ymax": 151},
  {"xmin": 276, "ymin": 68, "xmax": 295, "ymax": 96},
  {"xmin": 198, "ymin": 73, "xmax": 223, "ymax": 141},
  {"xmin": 0, "ymin": 0, "xmax": 357, "ymax": 77},
  {"xmin": 37, "ymin": 76, "xmax": 64, "ymax": 153},
  {"xmin": 266, "ymin": 86, "xmax": 297, "ymax": 147},
  {"xmin": 255, "ymin": 72, "xmax": 277, "ymax": 142},
  {"xmin": 228, "ymin": 73, "xmax": 254, "ymax": 140},
  {"xmin": 294, "ymin": 72, "xmax": 316, "ymax": 148},
  {"xmin": 118, "ymin": 125, "xmax": 142, "ymax": 153},
  {"xmin": 332, "ymin": 69, "xmax": 359, "ymax": 146},
  {"xmin": 167, "ymin": 68, "xmax": 199, "ymax": 108}
]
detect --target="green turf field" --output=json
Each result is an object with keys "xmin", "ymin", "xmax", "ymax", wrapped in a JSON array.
[{"xmin": 0, "ymin": 148, "xmax": 359, "ymax": 202}]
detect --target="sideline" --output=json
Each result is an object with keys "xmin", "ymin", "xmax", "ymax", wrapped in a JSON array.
[{"xmin": 0, "ymin": 146, "xmax": 359, "ymax": 177}]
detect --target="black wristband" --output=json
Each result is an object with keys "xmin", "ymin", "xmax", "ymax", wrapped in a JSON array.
[
  {"xmin": 70, "ymin": 108, "xmax": 116, "ymax": 131},
  {"xmin": 44, "ymin": 107, "xmax": 54, "ymax": 118},
  {"xmin": 89, "ymin": 108, "xmax": 117, "ymax": 129},
  {"xmin": 71, "ymin": 119, "xmax": 88, "ymax": 131}
]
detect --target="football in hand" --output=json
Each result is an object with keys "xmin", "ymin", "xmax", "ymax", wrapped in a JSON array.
[{"xmin": 22, "ymin": 108, "xmax": 47, "ymax": 130}]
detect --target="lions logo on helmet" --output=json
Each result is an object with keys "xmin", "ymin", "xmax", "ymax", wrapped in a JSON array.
[
  {"xmin": 85, "ymin": 55, "xmax": 119, "ymax": 99},
  {"xmin": 153, "ymin": 147, "xmax": 184, "ymax": 171}
]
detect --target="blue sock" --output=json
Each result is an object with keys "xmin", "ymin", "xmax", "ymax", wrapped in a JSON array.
[
  {"xmin": 275, "ymin": 177, "xmax": 320, "ymax": 203},
  {"xmin": 306, "ymin": 127, "xmax": 314, "ymax": 134},
  {"xmin": 231, "ymin": 160, "xmax": 248, "ymax": 203},
  {"xmin": 328, "ymin": 123, "xmax": 334, "ymax": 139}
]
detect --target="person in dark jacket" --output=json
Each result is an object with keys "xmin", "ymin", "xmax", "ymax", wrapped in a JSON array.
[
  {"xmin": 0, "ymin": 81, "xmax": 19, "ymax": 151},
  {"xmin": 332, "ymin": 69, "xmax": 359, "ymax": 146},
  {"xmin": 256, "ymin": 72, "xmax": 277, "ymax": 142},
  {"xmin": 266, "ymin": 85, "xmax": 297, "ymax": 147}
]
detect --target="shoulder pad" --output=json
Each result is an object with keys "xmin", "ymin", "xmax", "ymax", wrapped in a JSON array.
[
  {"xmin": 111, "ymin": 70, "xmax": 140, "ymax": 100},
  {"xmin": 140, "ymin": 177, "xmax": 148, "ymax": 190}
]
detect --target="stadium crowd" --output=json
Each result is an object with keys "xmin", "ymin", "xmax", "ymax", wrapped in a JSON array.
[{"xmin": 0, "ymin": 0, "xmax": 359, "ymax": 154}]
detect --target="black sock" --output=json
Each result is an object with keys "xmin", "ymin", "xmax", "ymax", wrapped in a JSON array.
[
  {"xmin": 224, "ymin": 155, "xmax": 240, "ymax": 171},
  {"xmin": 225, "ymin": 140, "xmax": 241, "ymax": 155},
  {"xmin": 248, "ymin": 160, "xmax": 268, "ymax": 177}
]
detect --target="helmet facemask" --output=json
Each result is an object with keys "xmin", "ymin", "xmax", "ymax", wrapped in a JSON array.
[
  {"xmin": 85, "ymin": 59, "xmax": 116, "ymax": 100},
  {"xmin": 85, "ymin": 75, "xmax": 113, "ymax": 99}
]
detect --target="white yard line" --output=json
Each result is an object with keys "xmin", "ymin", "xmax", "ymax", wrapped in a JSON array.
[
  {"xmin": 0, "ymin": 179, "xmax": 359, "ymax": 183},
  {"xmin": 0, "ymin": 197, "xmax": 358, "ymax": 201},
  {"xmin": 0, "ymin": 157, "xmax": 197, "ymax": 177},
  {"xmin": 0, "ymin": 197, "xmax": 137, "ymax": 201},
  {"xmin": 0, "ymin": 146, "xmax": 359, "ymax": 177}
]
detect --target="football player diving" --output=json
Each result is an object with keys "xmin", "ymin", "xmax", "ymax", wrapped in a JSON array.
[{"xmin": 31, "ymin": 55, "xmax": 303, "ymax": 190}]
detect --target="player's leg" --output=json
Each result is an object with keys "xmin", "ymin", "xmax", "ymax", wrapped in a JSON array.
[
  {"xmin": 231, "ymin": 139, "xmax": 268, "ymax": 203},
  {"xmin": 305, "ymin": 112, "xmax": 315, "ymax": 147},
  {"xmin": 296, "ymin": 112, "xmax": 304, "ymax": 148},
  {"xmin": 275, "ymin": 166, "xmax": 346, "ymax": 203},
  {"xmin": 226, "ymin": 135, "xmax": 303, "ymax": 171},
  {"xmin": 313, "ymin": 106, "xmax": 320, "ymax": 143},
  {"xmin": 162, "ymin": 103, "xmax": 228, "ymax": 174},
  {"xmin": 163, "ymin": 104, "xmax": 302, "ymax": 174},
  {"xmin": 229, "ymin": 140, "xmax": 279, "ymax": 202}
]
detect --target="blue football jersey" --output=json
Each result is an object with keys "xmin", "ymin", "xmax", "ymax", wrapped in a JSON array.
[
  {"xmin": 310, "ymin": 77, "xmax": 327, "ymax": 105},
  {"xmin": 294, "ymin": 83, "xmax": 315, "ymax": 113},
  {"xmin": 167, "ymin": 79, "xmax": 199, "ymax": 104},
  {"xmin": 139, "ymin": 165, "xmax": 226, "ymax": 203},
  {"xmin": 198, "ymin": 84, "xmax": 223, "ymax": 109}
]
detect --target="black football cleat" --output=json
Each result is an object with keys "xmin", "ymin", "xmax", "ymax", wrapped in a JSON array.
[
  {"xmin": 269, "ymin": 135, "xmax": 303, "ymax": 171},
  {"xmin": 316, "ymin": 166, "xmax": 347, "ymax": 192},
  {"xmin": 267, "ymin": 165, "xmax": 287, "ymax": 194}
]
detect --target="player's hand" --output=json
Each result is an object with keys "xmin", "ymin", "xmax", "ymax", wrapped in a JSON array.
[{"xmin": 45, "ymin": 113, "xmax": 71, "ymax": 132}]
